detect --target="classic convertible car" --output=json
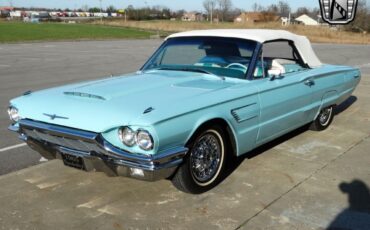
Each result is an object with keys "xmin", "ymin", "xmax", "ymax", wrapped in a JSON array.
[{"xmin": 8, "ymin": 29, "xmax": 360, "ymax": 193}]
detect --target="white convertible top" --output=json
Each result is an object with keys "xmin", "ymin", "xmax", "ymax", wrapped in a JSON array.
[{"xmin": 166, "ymin": 29, "xmax": 322, "ymax": 68}]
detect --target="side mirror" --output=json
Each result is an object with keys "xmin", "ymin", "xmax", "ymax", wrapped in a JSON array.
[{"xmin": 268, "ymin": 69, "xmax": 283, "ymax": 81}]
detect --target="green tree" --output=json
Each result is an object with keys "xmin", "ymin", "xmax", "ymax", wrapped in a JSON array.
[
  {"xmin": 89, "ymin": 7, "xmax": 101, "ymax": 13},
  {"xmin": 106, "ymin": 5, "xmax": 116, "ymax": 13}
]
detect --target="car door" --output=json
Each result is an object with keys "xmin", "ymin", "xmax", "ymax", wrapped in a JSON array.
[{"xmin": 252, "ymin": 41, "xmax": 316, "ymax": 145}]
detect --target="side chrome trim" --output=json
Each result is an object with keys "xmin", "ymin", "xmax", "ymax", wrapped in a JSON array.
[{"xmin": 19, "ymin": 119, "xmax": 97, "ymax": 141}]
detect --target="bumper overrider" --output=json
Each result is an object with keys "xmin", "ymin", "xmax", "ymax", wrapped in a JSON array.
[{"xmin": 8, "ymin": 119, "xmax": 188, "ymax": 181}]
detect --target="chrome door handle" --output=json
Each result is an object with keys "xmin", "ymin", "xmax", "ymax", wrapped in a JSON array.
[{"xmin": 304, "ymin": 79, "xmax": 314, "ymax": 86}]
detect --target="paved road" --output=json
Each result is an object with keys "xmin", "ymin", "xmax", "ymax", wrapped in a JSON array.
[{"xmin": 0, "ymin": 40, "xmax": 369, "ymax": 175}]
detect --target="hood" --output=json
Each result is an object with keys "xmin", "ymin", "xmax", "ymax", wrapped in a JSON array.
[{"xmin": 11, "ymin": 70, "xmax": 242, "ymax": 132}]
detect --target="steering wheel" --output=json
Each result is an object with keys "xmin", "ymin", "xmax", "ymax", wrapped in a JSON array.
[{"xmin": 226, "ymin": 63, "xmax": 248, "ymax": 71}]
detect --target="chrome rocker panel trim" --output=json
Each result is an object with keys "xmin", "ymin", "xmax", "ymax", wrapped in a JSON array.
[{"xmin": 9, "ymin": 119, "xmax": 188, "ymax": 181}]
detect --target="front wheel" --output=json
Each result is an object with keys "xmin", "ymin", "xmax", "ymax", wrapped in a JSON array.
[
  {"xmin": 310, "ymin": 105, "xmax": 335, "ymax": 131},
  {"xmin": 171, "ymin": 126, "xmax": 227, "ymax": 194}
]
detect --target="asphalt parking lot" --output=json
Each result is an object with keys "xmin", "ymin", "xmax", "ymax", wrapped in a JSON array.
[{"xmin": 0, "ymin": 40, "xmax": 369, "ymax": 229}]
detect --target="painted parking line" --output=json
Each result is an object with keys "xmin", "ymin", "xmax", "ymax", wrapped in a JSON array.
[
  {"xmin": 0, "ymin": 143, "xmax": 27, "ymax": 152},
  {"xmin": 356, "ymin": 63, "xmax": 370, "ymax": 68},
  {"xmin": 39, "ymin": 157, "xmax": 48, "ymax": 162}
]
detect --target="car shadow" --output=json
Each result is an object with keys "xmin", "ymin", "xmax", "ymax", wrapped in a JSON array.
[
  {"xmin": 222, "ymin": 124, "xmax": 309, "ymax": 181},
  {"xmin": 222, "ymin": 95, "xmax": 358, "ymax": 184},
  {"xmin": 334, "ymin": 96, "xmax": 357, "ymax": 115},
  {"xmin": 327, "ymin": 180, "xmax": 370, "ymax": 229}
]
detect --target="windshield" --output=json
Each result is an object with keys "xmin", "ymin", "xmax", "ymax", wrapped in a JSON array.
[{"xmin": 141, "ymin": 37, "xmax": 257, "ymax": 80}]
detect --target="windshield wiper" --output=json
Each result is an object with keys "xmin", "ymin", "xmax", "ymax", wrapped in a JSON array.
[{"xmin": 156, "ymin": 67, "xmax": 225, "ymax": 80}]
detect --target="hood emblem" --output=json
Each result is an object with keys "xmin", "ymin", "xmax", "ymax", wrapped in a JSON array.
[
  {"xmin": 43, "ymin": 113, "xmax": 69, "ymax": 120},
  {"xmin": 143, "ymin": 107, "xmax": 155, "ymax": 114}
]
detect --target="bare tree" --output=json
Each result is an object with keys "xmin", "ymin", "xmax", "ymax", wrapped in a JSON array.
[
  {"xmin": 203, "ymin": 0, "xmax": 217, "ymax": 23},
  {"xmin": 218, "ymin": 0, "xmax": 232, "ymax": 22},
  {"xmin": 258, "ymin": 5, "xmax": 265, "ymax": 12},
  {"xmin": 346, "ymin": 0, "xmax": 370, "ymax": 32},
  {"xmin": 252, "ymin": 2, "xmax": 264, "ymax": 12},
  {"xmin": 229, "ymin": 7, "xmax": 242, "ymax": 19},
  {"xmin": 252, "ymin": 2, "xmax": 258, "ymax": 12},
  {"xmin": 266, "ymin": 4, "xmax": 279, "ymax": 14},
  {"xmin": 310, "ymin": 7, "xmax": 320, "ymax": 18},
  {"xmin": 295, "ymin": 7, "xmax": 310, "ymax": 16},
  {"xmin": 81, "ymin": 4, "xmax": 89, "ymax": 12},
  {"xmin": 278, "ymin": 1, "xmax": 291, "ymax": 16}
]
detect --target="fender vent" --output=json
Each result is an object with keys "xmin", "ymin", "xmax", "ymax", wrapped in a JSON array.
[
  {"xmin": 231, "ymin": 103, "xmax": 259, "ymax": 123},
  {"xmin": 231, "ymin": 110, "xmax": 241, "ymax": 122},
  {"xmin": 143, "ymin": 107, "xmax": 155, "ymax": 114},
  {"xmin": 23, "ymin": 90, "xmax": 32, "ymax": 96}
]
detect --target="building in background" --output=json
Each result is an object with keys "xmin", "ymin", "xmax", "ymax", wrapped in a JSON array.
[
  {"xmin": 294, "ymin": 14, "xmax": 319, "ymax": 26},
  {"xmin": 182, "ymin": 12, "xmax": 205, "ymax": 22},
  {"xmin": 0, "ymin": 6, "xmax": 14, "ymax": 17}
]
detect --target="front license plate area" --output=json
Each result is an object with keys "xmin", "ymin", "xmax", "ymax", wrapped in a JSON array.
[{"xmin": 62, "ymin": 153, "xmax": 85, "ymax": 170}]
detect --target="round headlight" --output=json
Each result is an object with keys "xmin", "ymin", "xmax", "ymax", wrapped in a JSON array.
[
  {"xmin": 136, "ymin": 130, "xmax": 154, "ymax": 150},
  {"xmin": 118, "ymin": 127, "xmax": 136, "ymax": 147},
  {"xmin": 7, "ymin": 107, "xmax": 20, "ymax": 122}
]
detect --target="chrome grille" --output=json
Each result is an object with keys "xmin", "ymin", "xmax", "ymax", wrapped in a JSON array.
[{"xmin": 23, "ymin": 128, "xmax": 101, "ymax": 153}]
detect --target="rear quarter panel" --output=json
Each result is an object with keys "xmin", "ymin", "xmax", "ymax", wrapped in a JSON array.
[{"xmin": 310, "ymin": 65, "xmax": 361, "ymax": 116}]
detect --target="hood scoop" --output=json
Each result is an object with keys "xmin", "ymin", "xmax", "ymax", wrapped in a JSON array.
[{"xmin": 64, "ymin": 91, "xmax": 106, "ymax": 101}]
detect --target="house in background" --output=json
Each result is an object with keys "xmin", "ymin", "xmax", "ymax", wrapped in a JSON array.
[
  {"xmin": 294, "ymin": 14, "xmax": 319, "ymax": 26},
  {"xmin": 280, "ymin": 12, "xmax": 291, "ymax": 26},
  {"xmin": 182, "ymin": 12, "xmax": 205, "ymax": 22},
  {"xmin": 281, "ymin": 17, "xmax": 289, "ymax": 26},
  {"xmin": 0, "ymin": 6, "xmax": 14, "ymax": 17},
  {"xmin": 234, "ymin": 12, "xmax": 280, "ymax": 24}
]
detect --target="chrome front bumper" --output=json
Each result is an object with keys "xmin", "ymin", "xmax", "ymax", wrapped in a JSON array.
[{"xmin": 9, "ymin": 119, "xmax": 188, "ymax": 181}]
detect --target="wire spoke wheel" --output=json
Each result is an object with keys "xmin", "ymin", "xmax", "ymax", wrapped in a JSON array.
[
  {"xmin": 190, "ymin": 133, "xmax": 222, "ymax": 185},
  {"xmin": 319, "ymin": 107, "xmax": 333, "ymax": 126},
  {"xmin": 310, "ymin": 105, "xmax": 335, "ymax": 131},
  {"xmin": 171, "ymin": 126, "xmax": 227, "ymax": 194}
]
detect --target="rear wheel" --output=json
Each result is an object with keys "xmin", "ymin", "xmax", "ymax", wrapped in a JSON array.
[
  {"xmin": 310, "ymin": 105, "xmax": 335, "ymax": 131},
  {"xmin": 171, "ymin": 126, "xmax": 227, "ymax": 194}
]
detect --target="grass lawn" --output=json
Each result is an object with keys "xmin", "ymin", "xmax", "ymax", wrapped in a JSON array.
[{"xmin": 0, "ymin": 22, "xmax": 154, "ymax": 43}]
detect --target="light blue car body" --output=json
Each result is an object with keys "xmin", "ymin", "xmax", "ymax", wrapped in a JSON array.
[{"xmin": 10, "ymin": 62, "xmax": 360, "ymax": 158}]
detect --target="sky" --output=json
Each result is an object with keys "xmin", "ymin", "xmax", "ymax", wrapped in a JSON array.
[{"xmin": 0, "ymin": 0, "xmax": 316, "ymax": 11}]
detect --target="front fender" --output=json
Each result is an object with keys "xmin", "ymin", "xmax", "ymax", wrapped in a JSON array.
[
  {"xmin": 153, "ymin": 95, "xmax": 260, "ymax": 156},
  {"xmin": 153, "ymin": 109, "xmax": 238, "ymax": 154}
]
